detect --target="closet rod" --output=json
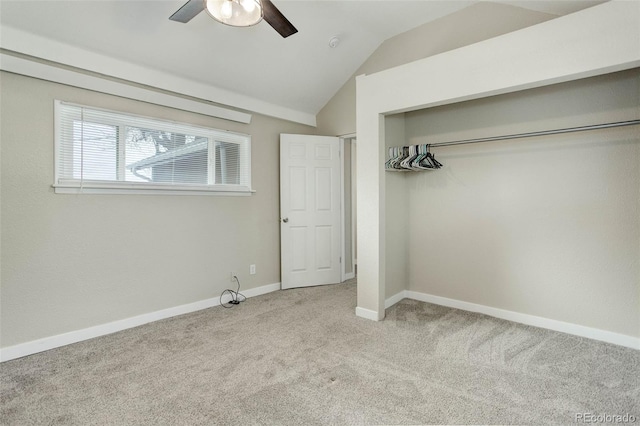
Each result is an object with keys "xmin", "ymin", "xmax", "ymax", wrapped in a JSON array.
[{"xmin": 428, "ymin": 119, "xmax": 640, "ymax": 148}]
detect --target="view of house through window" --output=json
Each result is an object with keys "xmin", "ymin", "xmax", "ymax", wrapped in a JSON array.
[
  {"xmin": 125, "ymin": 128, "xmax": 209, "ymax": 184},
  {"xmin": 56, "ymin": 101, "xmax": 251, "ymax": 193}
]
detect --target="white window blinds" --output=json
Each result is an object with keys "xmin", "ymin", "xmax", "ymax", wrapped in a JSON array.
[{"xmin": 55, "ymin": 101, "xmax": 252, "ymax": 194}]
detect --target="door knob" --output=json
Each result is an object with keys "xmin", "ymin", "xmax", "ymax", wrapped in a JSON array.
[{"xmin": 282, "ymin": 218, "xmax": 289, "ymax": 223}]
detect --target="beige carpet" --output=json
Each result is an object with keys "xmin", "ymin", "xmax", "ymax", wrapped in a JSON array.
[{"xmin": 1, "ymin": 279, "xmax": 639, "ymax": 425}]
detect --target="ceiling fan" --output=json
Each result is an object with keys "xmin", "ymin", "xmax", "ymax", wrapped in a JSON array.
[{"xmin": 170, "ymin": 0, "xmax": 298, "ymax": 38}]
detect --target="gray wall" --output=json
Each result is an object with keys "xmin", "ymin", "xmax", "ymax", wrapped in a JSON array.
[
  {"xmin": 316, "ymin": 2, "xmax": 557, "ymax": 137},
  {"xmin": 0, "ymin": 71, "xmax": 316, "ymax": 348},
  {"xmin": 403, "ymin": 69, "xmax": 639, "ymax": 337}
]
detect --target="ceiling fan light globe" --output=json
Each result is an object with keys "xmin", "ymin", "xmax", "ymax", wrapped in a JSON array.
[
  {"xmin": 240, "ymin": 0, "xmax": 257, "ymax": 13},
  {"xmin": 221, "ymin": 1, "xmax": 233, "ymax": 18},
  {"xmin": 204, "ymin": 0, "xmax": 263, "ymax": 27}
]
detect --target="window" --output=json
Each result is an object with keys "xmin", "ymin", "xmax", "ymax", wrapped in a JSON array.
[{"xmin": 54, "ymin": 101, "xmax": 252, "ymax": 194}]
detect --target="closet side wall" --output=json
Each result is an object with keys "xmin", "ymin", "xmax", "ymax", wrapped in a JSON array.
[
  {"xmin": 404, "ymin": 69, "xmax": 640, "ymax": 338},
  {"xmin": 385, "ymin": 115, "xmax": 409, "ymax": 300}
]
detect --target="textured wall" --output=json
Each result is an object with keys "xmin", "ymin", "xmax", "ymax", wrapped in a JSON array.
[
  {"xmin": 0, "ymin": 72, "xmax": 316, "ymax": 347},
  {"xmin": 403, "ymin": 69, "xmax": 640, "ymax": 337}
]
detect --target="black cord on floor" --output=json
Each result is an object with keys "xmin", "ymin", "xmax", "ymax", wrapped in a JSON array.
[{"xmin": 220, "ymin": 275, "xmax": 246, "ymax": 308}]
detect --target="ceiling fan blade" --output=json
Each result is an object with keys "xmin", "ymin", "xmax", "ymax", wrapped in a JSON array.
[
  {"xmin": 169, "ymin": 0, "xmax": 205, "ymax": 23},
  {"xmin": 261, "ymin": 0, "xmax": 298, "ymax": 38}
]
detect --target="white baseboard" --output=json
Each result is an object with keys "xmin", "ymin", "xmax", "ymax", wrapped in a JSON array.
[
  {"xmin": 385, "ymin": 290, "xmax": 407, "ymax": 309},
  {"xmin": 385, "ymin": 290, "xmax": 638, "ymax": 350},
  {"xmin": 355, "ymin": 306, "xmax": 382, "ymax": 321},
  {"xmin": 0, "ymin": 282, "xmax": 281, "ymax": 363},
  {"xmin": 240, "ymin": 282, "xmax": 281, "ymax": 298}
]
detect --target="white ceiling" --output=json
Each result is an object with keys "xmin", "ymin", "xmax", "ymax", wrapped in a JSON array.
[{"xmin": 0, "ymin": 1, "xmax": 603, "ymax": 124}]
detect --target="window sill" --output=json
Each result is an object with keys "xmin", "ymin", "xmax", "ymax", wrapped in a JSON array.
[{"xmin": 53, "ymin": 182, "xmax": 255, "ymax": 196}]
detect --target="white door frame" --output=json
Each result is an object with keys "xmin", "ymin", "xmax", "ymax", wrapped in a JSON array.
[
  {"xmin": 350, "ymin": 138, "xmax": 357, "ymax": 276},
  {"xmin": 340, "ymin": 137, "xmax": 346, "ymax": 282},
  {"xmin": 340, "ymin": 134, "xmax": 357, "ymax": 282}
]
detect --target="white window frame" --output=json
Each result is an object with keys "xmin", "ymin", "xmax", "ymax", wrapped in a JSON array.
[{"xmin": 53, "ymin": 100, "xmax": 253, "ymax": 196}]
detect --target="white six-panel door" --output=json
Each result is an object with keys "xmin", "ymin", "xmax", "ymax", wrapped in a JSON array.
[{"xmin": 280, "ymin": 134, "xmax": 341, "ymax": 289}]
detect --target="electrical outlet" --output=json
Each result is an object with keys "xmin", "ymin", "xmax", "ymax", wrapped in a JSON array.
[
  {"xmin": 250, "ymin": 264, "xmax": 256, "ymax": 275},
  {"xmin": 230, "ymin": 271, "xmax": 237, "ymax": 282}
]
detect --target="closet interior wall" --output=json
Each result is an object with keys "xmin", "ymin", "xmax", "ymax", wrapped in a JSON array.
[{"xmin": 389, "ymin": 69, "xmax": 639, "ymax": 337}]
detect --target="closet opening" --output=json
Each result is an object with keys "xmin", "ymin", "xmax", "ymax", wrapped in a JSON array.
[{"xmin": 380, "ymin": 69, "xmax": 639, "ymax": 345}]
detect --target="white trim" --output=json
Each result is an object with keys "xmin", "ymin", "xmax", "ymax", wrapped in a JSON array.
[
  {"xmin": 53, "ymin": 180, "xmax": 254, "ymax": 196},
  {"xmin": 350, "ymin": 140, "xmax": 357, "ymax": 274},
  {"xmin": 53, "ymin": 100, "xmax": 253, "ymax": 195},
  {"xmin": 340, "ymin": 137, "xmax": 346, "ymax": 282},
  {"xmin": 53, "ymin": 186, "xmax": 254, "ymax": 196},
  {"xmin": 0, "ymin": 26, "xmax": 317, "ymax": 126},
  {"xmin": 340, "ymin": 135, "xmax": 357, "ymax": 282},
  {"xmin": 0, "ymin": 282, "xmax": 281, "ymax": 362},
  {"xmin": 1, "ymin": 53, "xmax": 252, "ymax": 124},
  {"xmin": 339, "ymin": 132, "xmax": 357, "ymax": 139},
  {"xmin": 239, "ymin": 282, "xmax": 281, "ymax": 298},
  {"xmin": 385, "ymin": 290, "xmax": 407, "ymax": 309},
  {"xmin": 381, "ymin": 290, "xmax": 639, "ymax": 350},
  {"xmin": 355, "ymin": 306, "xmax": 382, "ymax": 321}
]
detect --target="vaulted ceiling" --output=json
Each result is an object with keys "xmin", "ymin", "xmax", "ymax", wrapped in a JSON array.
[{"xmin": 0, "ymin": 1, "xmax": 604, "ymax": 125}]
